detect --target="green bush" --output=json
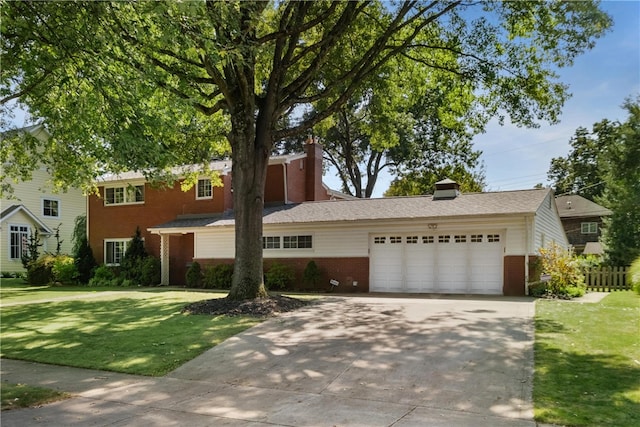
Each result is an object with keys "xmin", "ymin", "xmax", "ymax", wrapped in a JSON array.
[
  {"xmin": 186, "ymin": 262, "xmax": 202, "ymax": 288},
  {"xmin": 630, "ymin": 256, "xmax": 640, "ymax": 295},
  {"xmin": 203, "ymin": 264, "xmax": 234, "ymax": 289},
  {"xmin": 120, "ymin": 227, "xmax": 149, "ymax": 283},
  {"xmin": 88, "ymin": 265, "xmax": 116, "ymax": 287},
  {"xmin": 535, "ymin": 243, "xmax": 586, "ymax": 298},
  {"xmin": 265, "ymin": 262, "xmax": 295, "ymax": 290},
  {"xmin": 303, "ymin": 260, "xmax": 322, "ymax": 288},
  {"xmin": 139, "ymin": 256, "xmax": 161, "ymax": 286},
  {"xmin": 51, "ymin": 255, "xmax": 77, "ymax": 284},
  {"xmin": 74, "ymin": 238, "xmax": 97, "ymax": 284},
  {"xmin": 25, "ymin": 254, "xmax": 55, "ymax": 285}
]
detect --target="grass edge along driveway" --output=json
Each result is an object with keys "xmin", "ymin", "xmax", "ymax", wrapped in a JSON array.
[
  {"xmin": 534, "ymin": 291, "xmax": 640, "ymax": 427},
  {"xmin": 0, "ymin": 287, "xmax": 261, "ymax": 376}
]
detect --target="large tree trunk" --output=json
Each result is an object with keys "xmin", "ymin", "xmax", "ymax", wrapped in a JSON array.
[{"xmin": 226, "ymin": 110, "xmax": 271, "ymax": 301}]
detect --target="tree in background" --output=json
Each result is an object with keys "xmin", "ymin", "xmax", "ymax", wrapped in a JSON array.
[
  {"xmin": 597, "ymin": 97, "xmax": 640, "ymax": 266},
  {"xmin": 547, "ymin": 120, "xmax": 619, "ymax": 200},
  {"xmin": 2, "ymin": 1, "xmax": 611, "ymax": 299},
  {"xmin": 385, "ymin": 164, "xmax": 485, "ymax": 197},
  {"xmin": 71, "ymin": 215, "xmax": 97, "ymax": 284},
  {"xmin": 547, "ymin": 96, "xmax": 640, "ymax": 266}
]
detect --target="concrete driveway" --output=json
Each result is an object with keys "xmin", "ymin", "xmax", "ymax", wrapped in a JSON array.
[{"xmin": 1, "ymin": 295, "xmax": 536, "ymax": 426}]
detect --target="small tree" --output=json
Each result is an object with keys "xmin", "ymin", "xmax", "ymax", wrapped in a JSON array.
[
  {"xmin": 71, "ymin": 215, "xmax": 97, "ymax": 284},
  {"xmin": 303, "ymin": 260, "xmax": 322, "ymax": 289},
  {"xmin": 21, "ymin": 228, "xmax": 42, "ymax": 270},
  {"xmin": 120, "ymin": 227, "xmax": 148, "ymax": 283}
]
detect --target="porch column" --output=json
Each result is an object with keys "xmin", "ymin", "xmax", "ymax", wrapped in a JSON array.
[{"xmin": 160, "ymin": 234, "xmax": 170, "ymax": 286}]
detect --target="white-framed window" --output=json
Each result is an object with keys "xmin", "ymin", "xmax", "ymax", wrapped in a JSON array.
[
  {"xmin": 263, "ymin": 236, "xmax": 281, "ymax": 249},
  {"xmin": 196, "ymin": 178, "xmax": 213, "ymax": 199},
  {"xmin": 581, "ymin": 222, "xmax": 598, "ymax": 234},
  {"xmin": 471, "ymin": 234, "xmax": 483, "ymax": 243},
  {"xmin": 422, "ymin": 236, "xmax": 435, "ymax": 244},
  {"xmin": 9, "ymin": 225, "xmax": 29, "ymax": 260},
  {"xmin": 455, "ymin": 235, "xmax": 467, "ymax": 243},
  {"xmin": 406, "ymin": 236, "xmax": 418, "ymax": 244},
  {"xmin": 104, "ymin": 239, "xmax": 128, "ymax": 265},
  {"xmin": 390, "ymin": 236, "xmax": 402, "ymax": 244},
  {"xmin": 487, "ymin": 234, "xmax": 500, "ymax": 243},
  {"xmin": 438, "ymin": 235, "xmax": 451, "ymax": 243},
  {"xmin": 374, "ymin": 236, "xmax": 386, "ymax": 244},
  {"xmin": 105, "ymin": 185, "xmax": 144, "ymax": 205},
  {"xmin": 42, "ymin": 198, "xmax": 60, "ymax": 218},
  {"xmin": 283, "ymin": 235, "xmax": 313, "ymax": 249}
]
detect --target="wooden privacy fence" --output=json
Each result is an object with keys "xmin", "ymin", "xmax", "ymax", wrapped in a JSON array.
[{"xmin": 582, "ymin": 266, "xmax": 629, "ymax": 292}]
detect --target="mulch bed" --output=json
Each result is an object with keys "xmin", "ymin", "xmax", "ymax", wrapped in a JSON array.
[{"xmin": 181, "ymin": 295, "xmax": 310, "ymax": 317}]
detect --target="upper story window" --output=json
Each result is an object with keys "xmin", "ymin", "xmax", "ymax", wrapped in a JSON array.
[
  {"xmin": 42, "ymin": 198, "xmax": 60, "ymax": 218},
  {"xmin": 196, "ymin": 178, "xmax": 213, "ymax": 199},
  {"xmin": 581, "ymin": 222, "xmax": 598, "ymax": 234},
  {"xmin": 105, "ymin": 185, "xmax": 144, "ymax": 205},
  {"xmin": 9, "ymin": 224, "xmax": 29, "ymax": 260}
]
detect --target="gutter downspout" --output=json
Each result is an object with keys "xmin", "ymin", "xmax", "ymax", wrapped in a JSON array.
[{"xmin": 524, "ymin": 215, "xmax": 530, "ymax": 296}]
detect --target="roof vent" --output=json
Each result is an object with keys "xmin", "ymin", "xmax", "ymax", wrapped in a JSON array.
[{"xmin": 433, "ymin": 178, "xmax": 460, "ymax": 200}]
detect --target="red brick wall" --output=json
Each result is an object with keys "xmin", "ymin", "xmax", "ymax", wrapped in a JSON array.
[
  {"xmin": 264, "ymin": 164, "xmax": 285, "ymax": 203},
  {"xmin": 194, "ymin": 257, "xmax": 370, "ymax": 293},
  {"xmin": 88, "ymin": 181, "xmax": 216, "ymax": 264},
  {"xmin": 285, "ymin": 158, "xmax": 307, "ymax": 203}
]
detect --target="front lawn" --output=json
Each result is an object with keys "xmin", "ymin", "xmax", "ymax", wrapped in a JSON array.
[
  {"xmin": 0, "ymin": 289, "xmax": 261, "ymax": 376},
  {"xmin": 535, "ymin": 291, "xmax": 640, "ymax": 426}
]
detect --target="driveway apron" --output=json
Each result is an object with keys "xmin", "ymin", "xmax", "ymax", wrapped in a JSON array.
[{"xmin": 1, "ymin": 296, "xmax": 536, "ymax": 426}]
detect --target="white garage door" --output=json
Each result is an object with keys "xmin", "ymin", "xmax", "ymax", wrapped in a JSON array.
[{"xmin": 369, "ymin": 232, "xmax": 503, "ymax": 294}]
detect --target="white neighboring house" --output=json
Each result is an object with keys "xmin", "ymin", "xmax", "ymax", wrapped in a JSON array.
[{"xmin": 0, "ymin": 124, "xmax": 86, "ymax": 273}]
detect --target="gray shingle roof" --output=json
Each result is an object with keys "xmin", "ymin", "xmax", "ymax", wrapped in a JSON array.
[
  {"xmin": 555, "ymin": 195, "xmax": 612, "ymax": 218},
  {"xmin": 149, "ymin": 188, "xmax": 551, "ymax": 231}
]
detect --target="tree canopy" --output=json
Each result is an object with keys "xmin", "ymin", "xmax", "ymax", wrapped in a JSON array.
[{"xmin": 1, "ymin": 0, "xmax": 612, "ymax": 298}]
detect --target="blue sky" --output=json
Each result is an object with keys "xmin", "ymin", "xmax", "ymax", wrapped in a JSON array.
[
  {"xmin": 338, "ymin": 0, "xmax": 639, "ymax": 197},
  {"xmin": 473, "ymin": 0, "xmax": 640, "ymax": 192}
]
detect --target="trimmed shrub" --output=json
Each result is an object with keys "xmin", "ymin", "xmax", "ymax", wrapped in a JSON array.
[
  {"xmin": 51, "ymin": 255, "xmax": 77, "ymax": 284},
  {"xmin": 74, "ymin": 238, "xmax": 97, "ymax": 284},
  {"xmin": 120, "ymin": 227, "xmax": 148, "ymax": 283},
  {"xmin": 265, "ymin": 262, "xmax": 295, "ymax": 290},
  {"xmin": 186, "ymin": 262, "xmax": 202, "ymax": 288},
  {"xmin": 88, "ymin": 265, "xmax": 116, "ymax": 287},
  {"xmin": 303, "ymin": 260, "xmax": 322, "ymax": 288},
  {"xmin": 139, "ymin": 256, "xmax": 161, "ymax": 286},
  {"xmin": 203, "ymin": 264, "xmax": 234, "ymax": 289}
]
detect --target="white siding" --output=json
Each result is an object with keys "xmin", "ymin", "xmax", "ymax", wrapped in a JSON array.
[
  {"xmin": 533, "ymin": 192, "xmax": 569, "ymax": 250},
  {"xmin": 193, "ymin": 215, "xmax": 537, "ymax": 261},
  {"xmin": 1, "ymin": 168, "xmax": 86, "ymax": 273}
]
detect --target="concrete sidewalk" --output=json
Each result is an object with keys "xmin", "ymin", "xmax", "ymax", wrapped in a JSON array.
[{"xmin": 1, "ymin": 296, "xmax": 537, "ymax": 426}]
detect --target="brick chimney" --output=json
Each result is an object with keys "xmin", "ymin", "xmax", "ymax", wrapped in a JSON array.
[{"xmin": 305, "ymin": 137, "xmax": 326, "ymax": 201}]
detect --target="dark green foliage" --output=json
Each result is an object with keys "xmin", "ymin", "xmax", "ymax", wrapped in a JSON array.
[
  {"xmin": 630, "ymin": 256, "xmax": 640, "ymax": 295},
  {"xmin": 303, "ymin": 260, "xmax": 322, "ymax": 287},
  {"xmin": 25, "ymin": 256, "xmax": 53, "ymax": 286},
  {"xmin": 265, "ymin": 263, "xmax": 295, "ymax": 291},
  {"xmin": 185, "ymin": 262, "xmax": 202, "ymax": 288},
  {"xmin": 88, "ymin": 265, "xmax": 117, "ymax": 287},
  {"xmin": 203, "ymin": 264, "xmax": 234, "ymax": 289},
  {"xmin": 71, "ymin": 215, "xmax": 97, "ymax": 284},
  {"xmin": 52, "ymin": 223, "xmax": 63, "ymax": 255},
  {"xmin": 139, "ymin": 256, "xmax": 161, "ymax": 286},
  {"xmin": 120, "ymin": 227, "xmax": 149, "ymax": 284}
]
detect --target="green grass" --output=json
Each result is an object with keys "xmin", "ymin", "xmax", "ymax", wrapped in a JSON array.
[
  {"xmin": 0, "ymin": 288, "xmax": 261, "ymax": 376},
  {"xmin": 1, "ymin": 383, "xmax": 70, "ymax": 410},
  {"xmin": 535, "ymin": 291, "xmax": 640, "ymax": 426}
]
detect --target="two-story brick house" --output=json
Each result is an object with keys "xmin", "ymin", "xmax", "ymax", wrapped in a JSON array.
[
  {"xmin": 555, "ymin": 195, "xmax": 612, "ymax": 255},
  {"xmin": 88, "ymin": 142, "xmax": 333, "ymax": 284}
]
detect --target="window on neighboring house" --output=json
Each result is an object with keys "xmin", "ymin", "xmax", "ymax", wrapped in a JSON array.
[
  {"xmin": 42, "ymin": 198, "xmax": 60, "ymax": 218},
  {"xmin": 197, "ymin": 178, "xmax": 213, "ymax": 199},
  {"xmin": 581, "ymin": 222, "xmax": 598, "ymax": 234},
  {"xmin": 104, "ymin": 239, "xmax": 128, "ymax": 265},
  {"xmin": 9, "ymin": 225, "xmax": 29, "ymax": 260},
  {"xmin": 105, "ymin": 185, "xmax": 144, "ymax": 205}
]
